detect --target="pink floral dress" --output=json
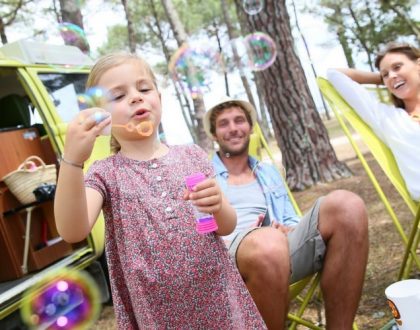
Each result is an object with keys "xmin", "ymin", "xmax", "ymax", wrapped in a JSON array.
[{"xmin": 85, "ymin": 144, "xmax": 266, "ymax": 329}]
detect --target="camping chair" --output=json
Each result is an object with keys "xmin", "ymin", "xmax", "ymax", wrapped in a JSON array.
[
  {"xmin": 250, "ymin": 123, "xmax": 358, "ymax": 329},
  {"xmin": 317, "ymin": 77, "xmax": 420, "ymax": 281}
]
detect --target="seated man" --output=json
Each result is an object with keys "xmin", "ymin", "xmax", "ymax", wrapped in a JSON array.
[{"xmin": 203, "ymin": 96, "xmax": 369, "ymax": 329}]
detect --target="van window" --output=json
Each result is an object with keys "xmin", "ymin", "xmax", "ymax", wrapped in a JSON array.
[
  {"xmin": 38, "ymin": 73, "xmax": 88, "ymax": 123},
  {"xmin": 0, "ymin": 68, "xmax": 39, "ymax": 129}
]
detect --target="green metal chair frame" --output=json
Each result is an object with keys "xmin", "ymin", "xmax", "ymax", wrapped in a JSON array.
[
  {"xmin": 251, "ymin": 123, "xmax": 354, "ymax": 330},
  {"xmin": 317, "ymin": 77, "xmax": 420, "ymax": 280}
]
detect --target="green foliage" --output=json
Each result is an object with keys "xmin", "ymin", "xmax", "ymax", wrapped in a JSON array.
[{"xmin": 308, "ymin": 0, "xmax": 419, "ymax": 69}]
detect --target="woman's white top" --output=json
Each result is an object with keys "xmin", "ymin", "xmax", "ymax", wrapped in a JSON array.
[{"xmin": 327, "ymin": 69, "xmax": 420, "ymax": 201}]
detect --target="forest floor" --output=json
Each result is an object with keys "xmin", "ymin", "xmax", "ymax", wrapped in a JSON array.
[{"xmin": 91, "ymin": 118, "xmax": 411, "ymax": 329}]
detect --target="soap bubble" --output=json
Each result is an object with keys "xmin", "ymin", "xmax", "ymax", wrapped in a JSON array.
[
  {"xmin": 242, "ymin": 0, "xmax": 264, "ymax": 15},
  {"xmin": 224, "ymin": 32, "xmax": 277, "ymax": 72},
  {"xmin": 77, "ymin": 86, "xmax": 112, "ymax": 112},
  {"xmin": 29, "ymin": 22, "xmax": 91, "ymax": 70},
  {"xmin": 20, "ymin": 269, "xmax": 101, "ymax": 330},
  {"xmin": 58, "ymin": 23, "xmax": 90, "ymax": 55},
  {"xmin": 168, "ymin": 43, "xmax": 224, "ymax": 98},
  {"xmin": 243, "ymin": 32, "xmax": 277, "ymax": 71}
]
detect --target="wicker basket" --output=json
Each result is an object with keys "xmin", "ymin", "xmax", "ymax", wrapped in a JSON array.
[{"xmin": 1, "ymin": 156, "xmax": 57, "ymax": 205}]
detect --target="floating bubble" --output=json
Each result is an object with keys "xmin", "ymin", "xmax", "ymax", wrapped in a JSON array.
[
  {"xmin": 244, "ymin": 32, "xmax": 277, "ymax": 71},
  {"xmin": 29, "ymin": 22, "xmax": 91, "ymax": 70},
  {"xmin": 20, "ymin": 269, "xmax": 101, "ymax": 330},
  {"xmin": 242, "ymin": 0, "xmax": 264, "ymax": 15},
  {"xmin": 168, "ymin": 43, "xmax": 224, "ymax": 98},
  {"xmin": 77, "ymin": 86, "xmax": 112, "ymax": 111},
  {"xmin": 58, "ymin": 22, "xmax": 90, "ymax": 55}
]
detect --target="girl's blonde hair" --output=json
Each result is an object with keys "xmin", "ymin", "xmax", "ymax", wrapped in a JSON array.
[
  {"xmin": 375, "ymin": 42, "xmax": 420, "ymax": 110},
  {"xmin": 86, "ymin": 52, "xmax": 158, "ymax": 154}
]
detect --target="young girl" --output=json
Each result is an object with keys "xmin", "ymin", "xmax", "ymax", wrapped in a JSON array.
[
  {"xmin": 54, "ymin": 52, "xmax": 266, "ymax": 329},
  {"xmin": 327, "ymin": 42, "xmax": 420, "ymax": 201}
]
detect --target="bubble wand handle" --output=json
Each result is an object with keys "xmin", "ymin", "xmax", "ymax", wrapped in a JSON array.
[{"xmin": 185, "ymin": 172, "xmax": 218, "ymax": 234}]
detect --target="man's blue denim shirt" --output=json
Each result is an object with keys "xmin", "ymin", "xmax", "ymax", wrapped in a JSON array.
[{"xmin": 212, "ymin": 153, "xmax": 300, "ymax": 226}]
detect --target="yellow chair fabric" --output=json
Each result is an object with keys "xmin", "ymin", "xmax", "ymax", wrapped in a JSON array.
[{"xmin": 317, "ymin": 77, "xmax": 420, "ymax": 280}]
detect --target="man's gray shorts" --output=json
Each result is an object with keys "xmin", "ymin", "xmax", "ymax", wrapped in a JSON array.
[{"xmin": 228, "ymin": 197, "xmax": 326, "ymax": 284}]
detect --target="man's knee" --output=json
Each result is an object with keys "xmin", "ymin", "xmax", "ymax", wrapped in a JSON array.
[
  {"xmin": 236, "ymin": 228, "xmax": 289, "ymax": 279},
  {"xmin": 320, "ymin": 190, "xmax": 368, "ymax": 236}
]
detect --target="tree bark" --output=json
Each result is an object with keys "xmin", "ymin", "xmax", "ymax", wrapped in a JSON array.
[
  {"xmin": 234, "ymin": 0, "xmax": 351, "ymax": 190},
  {"xmin": 121, "ymin": 0, "xmax": 136, "ymax": 53},
  {"xmin": 161, "ymin": 0, "xmax": 212, "ymax": 151}
]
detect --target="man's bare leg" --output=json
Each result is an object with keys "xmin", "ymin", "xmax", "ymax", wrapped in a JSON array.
[
  {"xmin": 236, "ymin": 228, "xmax": 290, "ymax": 329},
  {"xmin": 318, "ymin": 190, "xmax": 369, "ymax": 329}
]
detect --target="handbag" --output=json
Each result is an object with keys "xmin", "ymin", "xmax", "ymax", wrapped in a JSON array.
[{"xmin": 1, "ymin": 156, "xmax": 57, "ymax": 205}]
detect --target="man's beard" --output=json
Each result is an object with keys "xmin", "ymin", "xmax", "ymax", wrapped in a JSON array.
[{"xmin": 219, "ymin": 136, "xmax": 250, "ymax": 157}]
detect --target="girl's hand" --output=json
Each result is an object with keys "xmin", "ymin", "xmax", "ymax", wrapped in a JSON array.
[
  {"xmin": 183, "ymin": 177, "xmax": 222, "ymax": 214},
  {"xmin": 63, "ymin": 108, "xmax": 111, "ymax": 164}
]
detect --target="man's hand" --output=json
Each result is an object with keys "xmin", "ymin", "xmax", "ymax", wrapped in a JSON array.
[{"xmin": 271, "ymin": 222, "xmax": 294, "ymax": 234}]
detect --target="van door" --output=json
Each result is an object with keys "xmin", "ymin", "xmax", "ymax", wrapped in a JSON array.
[
  {"xmin": 0, "ymin": 64, "xmax": 105, "ymax": 321},
  {"xmin": 17, "ymin": 66, "xmax": 108, "ymax": 255}
]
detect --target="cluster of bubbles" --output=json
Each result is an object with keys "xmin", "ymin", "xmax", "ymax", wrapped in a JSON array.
[
  {"xmin": 168, "ymin": 43, "xmax": 224, "ymax": 98},
  {"xmin": 242, "ymin": 0, "xmax": 264, "ymax": 15},
  {"xmin": 20, "ymin": 269, "xmax": 101, "ymax": 329}
]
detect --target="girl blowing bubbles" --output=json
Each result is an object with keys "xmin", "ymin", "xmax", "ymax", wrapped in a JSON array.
[{"xmin": 54, "ymin": 52, "xmax": 265, "ymax": 329}]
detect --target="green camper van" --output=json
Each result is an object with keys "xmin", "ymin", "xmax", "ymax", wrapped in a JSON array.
[{"xmin": 0, "ymin": 40, "xmax": 110, "ymax": 328}]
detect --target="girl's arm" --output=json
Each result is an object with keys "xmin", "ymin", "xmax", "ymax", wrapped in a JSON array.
[
  {"xmin": 54, "ymin": 108, "xmax": 111, "ymax": 243},
  {"xmin": 333, "ymin": 68, "xmax": 382, "ymax": 85},
  {"xmin": 54, "ymin": 166, "xmax": 103, "ymax": 242},
  {"xmin": 212, "ymin": 192, "xmax": 237, "ymax": 236}
]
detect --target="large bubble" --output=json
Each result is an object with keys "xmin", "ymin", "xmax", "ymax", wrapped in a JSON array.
[
  {"xmin": 224, "ymin": 32, "xmax": 277, "ymax": 72},
  {"xmin": 243, "ymin": 32, "xmax": 277, "ymax": 71},
  {"xmin": 20, "ymin": 269, "xmax": 101, "ymax": 329},
  {"xmin": 58, "ymin": 23, "xmax": 90, "ymax": 55},
  {"xmin": 242, "ymin": 0, "xmax": 264, "ymax": 15},
  {"xmin": 168, "ymin": 43, "xmax": 224, "ymax": 98},
  {"xmin": 29, "ymin": 22, "xmax": 91, "ymax": 70}
]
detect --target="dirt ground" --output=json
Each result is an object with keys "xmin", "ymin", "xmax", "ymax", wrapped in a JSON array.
[{"xmin": 91, "ymin": 134, "xmax": 413, "ymax": 329}]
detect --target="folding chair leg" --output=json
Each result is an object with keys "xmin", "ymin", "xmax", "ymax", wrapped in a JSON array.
[
  {"xmin": 399, "ymin": 207, "xmax": 420, "ymax": 280},
  {"xmin": 288, "ymin": 273, "xmax": 321, "ymax": 330}
]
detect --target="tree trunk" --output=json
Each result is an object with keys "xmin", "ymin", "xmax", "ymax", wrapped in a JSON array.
[
  {"xmin": 347, "ymin": 4, "xmax": 375, "ymax": 71},
  {"xmin": 221, "ymin": 0, "xmax": 256, "ymax": 108},
  {"xmin": 121, "ymin": 0, "xmax": 136, "ymax": 53},
  {"xmin": 234, "ymin": 0, "xmax": 351, "ymax": 190},
  {"xmin": 0, "ymin": 17, "xmax": 7, "ymax": 44},
  {"xmin": 58, "ymin": 0, "xmax": 90, "ymax": 53},
  {"xmin": 336, "ymin": 25, "xmax": 355, "ymax": 68},
  {"xmin": 161, "ymin": 0, "xmax": 212, "ymax": 151}
]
